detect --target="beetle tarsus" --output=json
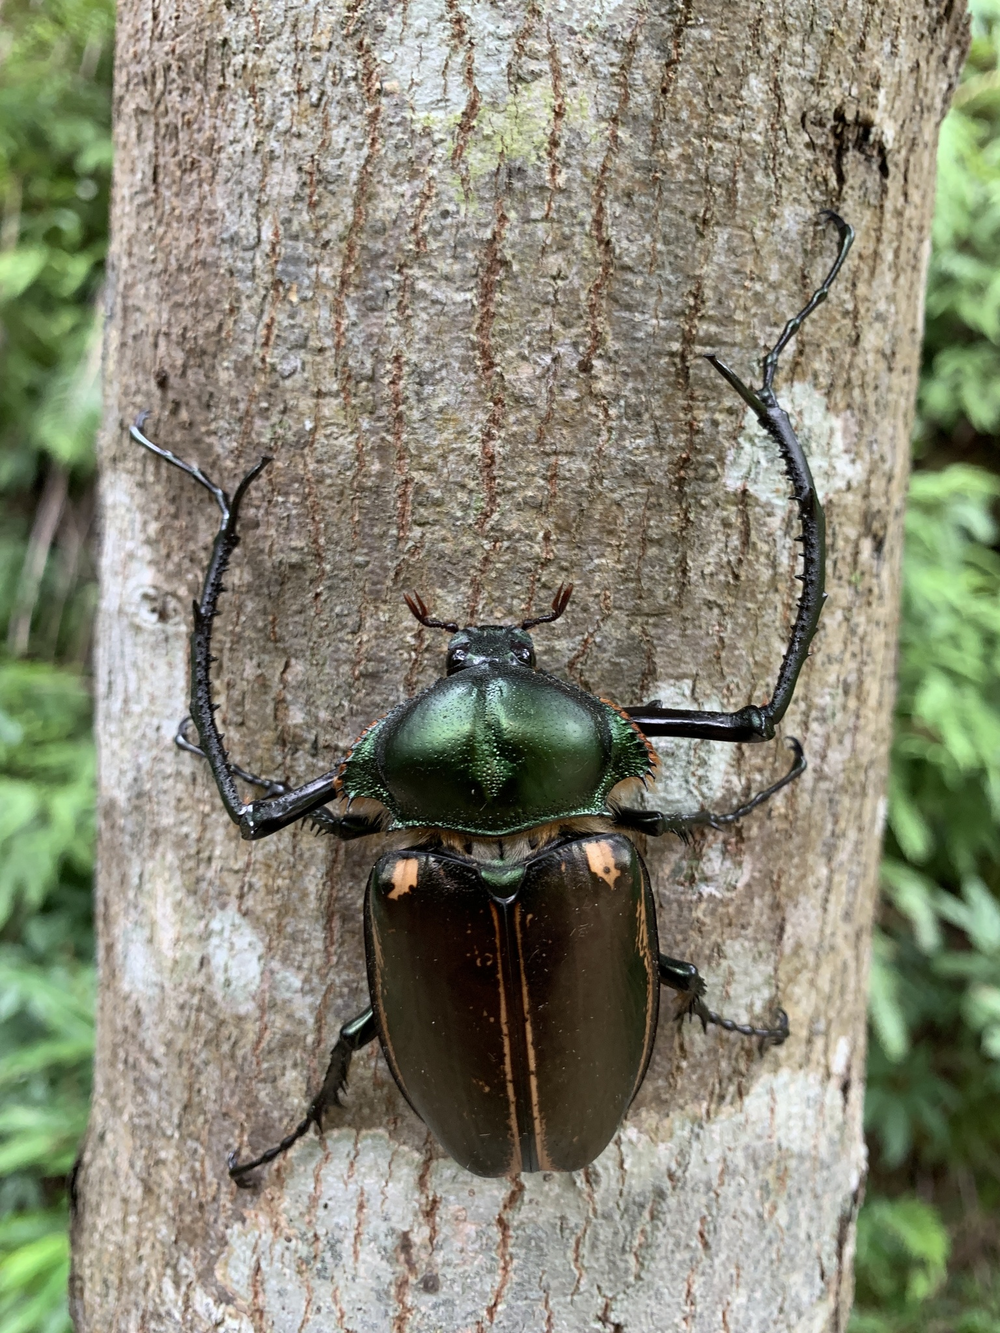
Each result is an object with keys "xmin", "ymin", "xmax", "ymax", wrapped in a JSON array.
[
  {"xmin": 658, "ymin": 955, "xmax": 788, "ymax": 1049},
  {"xmin": 684, "ymin": 999, "xmax": 790, "ymax": 1049},
  {"xmin": 227, "ymin": 1009, "xmax": 378, "ymax": 1186},
  {"xmin": 174, "ymin": 715, "xmax": 383, "ymax": 834},
  {"xmin": 612, "ymin": 738, "xmax": 805, "ymax": 837},
  {"xmin": 688, "ymin": 738, "xmax": 805, "ymax": 831},
  {"xmin": 624, "ymin": 213, "xmax": 852, "ymax": 745},
  {"xmin": 174, "ymin": 716, "xmax": 291, "ymax": 797},
  {"xmin": 227, "ymin": 1114, "xmax": 317, "ymax": 1187},
  {"xmin": 759, "ymin": 210, "xmax": 854, "ymax": 396},
  {"xmin": 131, "ymin": 412, "xmax": 238, "ymax": 522}
]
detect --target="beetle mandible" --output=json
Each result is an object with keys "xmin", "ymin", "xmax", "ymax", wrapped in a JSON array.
[{"xmin": 132, "ymin": 211, "xmax": 853, "ymax": 1180}]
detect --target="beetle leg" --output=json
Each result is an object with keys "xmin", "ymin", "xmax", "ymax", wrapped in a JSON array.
[
  {"xmin": 611, "ymin": 738, "xmax": 804, "ymax": 838},
  {"xmin": 174, "ymin": 716, "xmax": 288, "ymax": 796},
  {"xmin": 227, "ymin": 1007, "xmax": 378, "ymax": 1187},
  {"xmin": 133, "ymin": 416, "xmax": 382, "ymax": 842},
  {"xmin": 312, "ymin": 1007, "xmax": 380, "ymax": 1115},
  {"xmin": 622, "ymin": 212, "xmax": 854, "ymax": 745},
  {"xmin": 174, "ymin": 716, "xmax": 384, "ymax": 840},
  {"xmin": 758, "ymin": 209, "xmax": 855, "ymax": 397},
  {"xmin": 658, "ymin": 956, "xmax": 789, "ymax": 1048},
  {"xmin": 657, "ymin": 955, "xmax": 707, "ymax": 998}
]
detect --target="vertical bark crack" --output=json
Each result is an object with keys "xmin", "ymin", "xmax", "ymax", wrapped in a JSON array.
[
  {"xmin": 476, "ymin": 1178, "xmax": 525, "ymax": 1330},
  {"xmin": 474, "ymin": 187, "xmax": 509, "ymax": 534},
  {"xmin": 445, "ymin": 0, "xmax": 482, "ymax": 187},
  {"xmin": 578, "ymin": 7, "xmax": 647, "ymax": 374}
]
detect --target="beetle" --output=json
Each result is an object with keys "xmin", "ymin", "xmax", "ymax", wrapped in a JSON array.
[{"xmin": 131, "ymin": 211, "xmax": 853, "ymax": 1180}]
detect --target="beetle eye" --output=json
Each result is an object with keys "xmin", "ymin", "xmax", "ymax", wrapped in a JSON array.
[
  {"xmin": 450, "ymin": 648, "xmax": 467, "ymax": 663},
  {"xmin": 514, "ymin": 646, "xmax": 532, "ymax": 663}
]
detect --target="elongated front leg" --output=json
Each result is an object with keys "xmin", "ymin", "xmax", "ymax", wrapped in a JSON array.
[
  {"xmin": 228, "ymin": 1007, "xmax": 379, "ymax": 1186},
  {"xmin": 133, "ymin": 416, "xmax": 367, "ymax": 841},
  {"xmin": 625, "ymin": 212, "xmax": 854, "ymax": 744},
  {"xmin": 659, "ymin": 956, "xmax": 789, "ymax": 1046},
  {"xmin": 612, "ymin": 739, "xmax": 804, "ymax": 838}
]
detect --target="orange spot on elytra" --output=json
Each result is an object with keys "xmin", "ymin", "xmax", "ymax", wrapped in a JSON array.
[
  {"xmin": 585, "ymin": 840, "xmax": 621, "ymax": 889},
  {"xmin": 388, "ymin": 858, "xmax": 419, "ymax": 899}
]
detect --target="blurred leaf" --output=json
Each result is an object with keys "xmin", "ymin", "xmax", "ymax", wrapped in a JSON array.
[
  {"xmin": 855, "ymin": 1197, "xmax": 950, "ymax": 1311},
  {"xmin": 880, "ymin": 861, "xmax": 943, "ymax": 953},
  {"xmin": 0, "ymin": 1213, "xmax": 70, "ymax": 1333},
  {"xmin": 861, "ymin": 4, "xmax": 1000, "ymax": 1325},
  {"xmin": 869, "ymin": 932, "xmax": 910, "ymax": 1063},
  {"xmin": 0, "ymin": 253, "xmax": 47, "ymax": 303}
]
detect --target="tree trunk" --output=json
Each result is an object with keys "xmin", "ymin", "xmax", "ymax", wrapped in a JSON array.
[{"xmin": 72, "ymin": 1, "xmax": 965, "ymax": 1328}]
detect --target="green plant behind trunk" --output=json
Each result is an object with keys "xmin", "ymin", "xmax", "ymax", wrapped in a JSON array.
[
  {"xmin": 853, "ymin": 3, "xmax": 1000, "ymax": 1328},
  {"xmin": 0, "ymin": 2, "xmax": 109, "ymax": 1329}
]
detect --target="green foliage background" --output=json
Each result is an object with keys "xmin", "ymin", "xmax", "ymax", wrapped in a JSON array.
[
  {"xmin": 853, "ymin": 3, "xmax": 1000, "ymax": 1328},
  {"xmin": 0, "ymin": 1, "xmax": 110, "ymax": 1327},
  {"xmin": 0, "ymin": 1, "xmax": 998, "ymax": 1328}
]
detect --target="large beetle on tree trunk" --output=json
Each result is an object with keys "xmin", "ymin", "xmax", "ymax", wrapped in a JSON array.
[{"xmin": 131, "ymin": 212, "xmax": 853, "ymax": 1181}]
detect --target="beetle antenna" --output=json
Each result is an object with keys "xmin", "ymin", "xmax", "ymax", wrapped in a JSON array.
[
  {"xmin": 404, "ymin": 591, "xmax": 460, "ymax": 633},
  {"xmin": 521, "ymin": 583, "xmax": 574, "ymax": 630}
]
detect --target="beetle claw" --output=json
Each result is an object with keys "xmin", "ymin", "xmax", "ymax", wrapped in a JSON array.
[
  {"xmin": 674, "ymin": 992, "xmax": 708, "ymax": 1031},
  {"xmin": 227, "ymin": 1150, "xmax": 259, "ymax": 1190},
  {"xmin": 324, "ymin": 1080, "xmax": 348, "ymax": 1112}
]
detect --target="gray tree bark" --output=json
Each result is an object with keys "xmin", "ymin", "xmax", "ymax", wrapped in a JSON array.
[{"xmin": 72, "ymin": 1, "xmax": 965, "ymax": 1329}]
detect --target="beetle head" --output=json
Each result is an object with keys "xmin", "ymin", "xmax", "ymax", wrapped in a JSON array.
[
  {"xmin": 403, "ymin": 584, "xmax": 573, "ymax": 676},
  {"xmin": 443, "ymin": 625, "xmax": 537, "ymax": 675}
]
